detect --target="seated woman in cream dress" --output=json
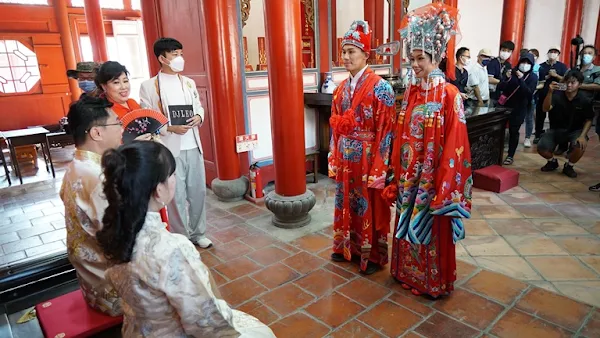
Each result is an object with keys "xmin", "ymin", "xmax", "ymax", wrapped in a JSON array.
[{"xmin": 96, "ymin": 141, "xmax": 275, "ymax": 337}]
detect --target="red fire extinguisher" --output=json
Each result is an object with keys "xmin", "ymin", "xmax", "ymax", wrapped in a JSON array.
[{"xmin": 249, "ymin": 162, "xmax": 264, "ymax": 198}]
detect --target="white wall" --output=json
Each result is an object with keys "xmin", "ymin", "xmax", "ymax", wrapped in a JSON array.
[
  {"xmin": 581, "ymin": 0, "xmax": 600, "ymax": 46},
  {"xmin": 456, "ymin": 0, "xmax": 503, "ymax": 61},
  {"xmin": 408, "ymin": 0, "xmax": 432, "ymax": 12},
  {"xmin": 336, "ymin": 0, "xmax": 364, "ymax": 38},
  {"xmin": 523, "ymin": 0, "xmax": 566, "ymax": 63}
]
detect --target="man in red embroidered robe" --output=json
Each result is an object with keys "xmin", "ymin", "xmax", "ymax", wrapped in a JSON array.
[{"xmin": 328, "ymin": 20, "xmax": 396, "ymax": 275}]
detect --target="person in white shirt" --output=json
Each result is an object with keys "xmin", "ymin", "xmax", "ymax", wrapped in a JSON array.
[
  {"xmin": 139, "ymin": 38, "xmax": 212, "ymax": 249},
  {"xmin": 466, "ymin": 48, "xmax": 492, "ymax": 106}
]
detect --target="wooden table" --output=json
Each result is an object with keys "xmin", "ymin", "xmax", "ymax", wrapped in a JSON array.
[
  {"xmin": 304, "ymin": 93, "xmax": 511, "ymax": 173},
  {"xmin": 1, "ymin": 127, "xmax": 55, "ymax": 185}
]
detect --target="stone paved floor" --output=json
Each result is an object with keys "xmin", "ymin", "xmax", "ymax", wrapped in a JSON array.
[{"xmin": 0, "ymin": 135, "xmax": 599, "ymax": 337}]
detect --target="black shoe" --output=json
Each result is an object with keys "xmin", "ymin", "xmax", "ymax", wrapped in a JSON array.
[
  {"xmin": 533, "ymin": 137, "xmax": 541, "ymax": 144},
  {"xmin": 562, "ymin": 164, "xmax": 577, "ymax": 178},
  {"xmin": 331, "ymin": 253, "xmax": 345, "ymax": 262},
  {"xmin": 589, "ymin": 183, "xmax": 600, "ymax": 192},
  {"xmin": 541, "ymin": 159, "xmax": 558, "ymax": 172},
  {"xmin": 360, "ymin": 262, "xmax": 380, "ymax": 275}
]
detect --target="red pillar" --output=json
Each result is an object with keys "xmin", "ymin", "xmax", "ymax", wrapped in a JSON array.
[
  {"xmin": 264, "ymin": 0, "xmax": 307, "ymax": 197},
  {"xmin": 444, "ymin": 0, "xmax": 458, "ymax": 81},
  {"xmin": 561, "ymin": 0, "xmax": 584, "ymax": 67},
  {"xmin": 200, "ymin": 0, "xmax": 242, "ymax": 182},
  {"xmin": 140, "ymin": 0, "xmax": 162, "ymax": 76},
  {"xmin": 364, "ymin": 0, "xmax": 376, "ymax": 63},
  {"xmin": 596, "ymin": 5, "xmax": 600, "ymax": 52},
  {"xmin": 499, "ymin": 0, "xmax": 526, "ymax": 66},
  {"xmin": 331, "ymin": 0, "xmax": 338, "ymax": 65},
  {"xmin": 318, "ymin": 0, "xmax": 330, "ymax": 74},
  {"xmin": 374, "ymin": 0, "xmax": 385, "ymax": 47},
  {"xmin": 263, "ymin": 0, "xmax": 316, "ymax": 227},
  {"xmin": 83, "ymin": 0, "xmax": 109, "ymax": 62},
  {"xmin": 54, "ymin": 0, "xmax": 80, "ymax": 101}
]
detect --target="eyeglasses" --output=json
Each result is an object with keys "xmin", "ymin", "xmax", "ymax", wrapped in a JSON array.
[{"xmin": 85, "ymin": 121, "xmax": 123, "ymax": 133}]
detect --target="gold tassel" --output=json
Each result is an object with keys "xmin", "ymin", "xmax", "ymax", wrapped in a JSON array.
[{"xmin": 17, "ymin": 308, "xmax": 36, "ymax": 324}]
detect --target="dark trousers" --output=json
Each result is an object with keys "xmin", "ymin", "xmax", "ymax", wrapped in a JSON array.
[
  {"xmin": 508, "ymin": 105, "xmax": 527, "ymax": 158},
  {"xmin": 535, "ymin": 99, "xmax": 546, "ymax": 138}
]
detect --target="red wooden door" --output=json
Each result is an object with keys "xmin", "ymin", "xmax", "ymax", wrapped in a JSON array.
[{"xmin": 156, "ymin": 0, "xmax": 217, "ymax": 185}]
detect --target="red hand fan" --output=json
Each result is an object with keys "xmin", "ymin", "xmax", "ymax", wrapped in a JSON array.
[{"xmin": 120, "ymin": 109, "xmax": 169, "ymax": 143}]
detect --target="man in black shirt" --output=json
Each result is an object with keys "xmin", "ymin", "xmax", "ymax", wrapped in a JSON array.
[
  {"xmin": 487, "ymin": 40, "xmax": 514, "ymax": 100},
  {"xmin": 537, "ymin": 71, "xmax": 594, "ymax": 178},
  {"xmin": 451, "ymin": 47, "xmax": 470, "ymax": 99}
]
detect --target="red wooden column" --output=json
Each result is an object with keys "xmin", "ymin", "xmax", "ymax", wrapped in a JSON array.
[
  {"xmin": 444, "ymin": 0, "xmax": 457, "ymax": 81},
  {"xmin": 199, "ymin": 0, "xmax": 248, "ymax": 201},
  {"xmin": 54, "ymin": 0, "xmax": 79, "ymax": 101},
  {"xmin": 263, "ymin": 0, "xmax": 316, "ymax": 228},
  {"xmin": 140, "ymin": 0, "xmax": 162, "ymax": 76},
  {"xmin": 561, "ymin": 0, "xmax": 584, "ymax": 67},
  {"xmin": 364, "ymin": 0, "xmax": 377, "ymax": 63},
  {"xmin": 374, "ymin": 0, "xmax": 385, "ymax": 46},
  {"xmin": 499, "ymin": 0, "xmax": 526, "ymax": 66},
  {"xmin": 331, "ymin": 0, "xmax": 338, "ymax": 65},
  {"xmin": 596, "ymin": 5, "xmax": 600, "ymax": 52},
  {"xmin": 318, "ymin": 0, "xmax": 330, "ymax": 74},
  {"xmin": 83, "ymin": 0, "xmax": 108, "ymax": 62}
]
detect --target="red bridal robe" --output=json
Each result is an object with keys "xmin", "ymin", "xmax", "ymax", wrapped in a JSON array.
[
  {"xmin": 388, "ymin": 72, "xmax": 472, "ymax": 297},
  {"xmin": 328, "ymin": 67, "xmax": 396, "ymax": 272}
]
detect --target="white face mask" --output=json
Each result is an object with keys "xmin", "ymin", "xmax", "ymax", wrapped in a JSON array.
[
  {"xmin": 500, "ymin": 51, "xmax": 512, "ymax": 60},
  {"xmin": 547, "ymin": 52, "xmax": 558, "ymax": 61},
  {"xmin": 519, "ymin": 63, "xmax": 531, "ymax": 73},
  {"xmin": 462, "ymin": 57, "xmax": 471, "ymax": 67},
  {"xmin": 168, "ymin": 56, "xmax": 185, "ymax": 72},
  {"xmin": 582, "ymin": 54, "xmax": 594, "ymax": 65}
]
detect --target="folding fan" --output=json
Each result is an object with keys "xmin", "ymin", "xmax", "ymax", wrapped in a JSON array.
[{"xmin": 120, "ymin": 109, "xmax": 169, "ymax": 144}]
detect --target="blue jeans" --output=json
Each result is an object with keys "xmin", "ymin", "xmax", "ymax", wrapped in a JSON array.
[{"xmin": 525, "ymin": 99, "xmax": 535, "ymax": 138}]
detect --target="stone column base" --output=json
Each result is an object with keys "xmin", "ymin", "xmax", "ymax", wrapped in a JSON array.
[
  {"xmin": 211, "ymin": 176, "xmax": 249, "ymax": 202},
  {"xmin": 265, "ymin": 190, "xmax": 317, "ymax": 228}
]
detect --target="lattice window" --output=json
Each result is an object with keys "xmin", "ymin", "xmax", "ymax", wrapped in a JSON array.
[
  {"xmin": 70, "ymin": 0, "xmax": 124, "ymax": 9},
  {"xmin": 0, "ymin": 0, "xmax": 48, "ymax": 4},
  {"xmin": 0, "ymin": 40, "xmax": 41, "ymax": 94}
]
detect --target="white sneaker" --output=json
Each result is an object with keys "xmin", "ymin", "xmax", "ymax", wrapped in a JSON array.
[
  {"xmin": 193, "ymin": 237, "xmax": 213, "ymax": 248},
  {"xmin": 524, "ymin": 138, "xmax": 532, "ymax": 148}
]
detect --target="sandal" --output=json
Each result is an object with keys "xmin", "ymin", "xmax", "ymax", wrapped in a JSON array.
[
  {"xmin": 401, "ymin": 283, "xmax": 411, "ymax": 290},
  {"xmin": 503, "ymin": 157, "xmax": 514, "ymax": 165}
]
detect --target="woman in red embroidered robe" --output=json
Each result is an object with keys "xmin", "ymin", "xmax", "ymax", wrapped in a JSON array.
[
  {"xmin": 385, "ymin": 3, "xmax": 472, "ymax": 298},
  {"xmin": 329, "ymin": 20, "xmax": 396, "ymax": 275}
]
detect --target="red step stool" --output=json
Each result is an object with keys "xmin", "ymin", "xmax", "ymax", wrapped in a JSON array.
[
  {"xmin": 35, "ymin": 289, "xmax": 123, "ymax": 338},
  {"xmin": 473, "ymin": 165, "xmax": 520, "ymax": 193}
]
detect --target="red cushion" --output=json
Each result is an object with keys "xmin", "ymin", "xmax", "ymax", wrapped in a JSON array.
[
  {"xmin": 473, "ymin": 165, "xmax": 519, "ymax": 193},
  {"xmin": 35, "ymin": 289, "xmax": 123, "ymax": 338}
]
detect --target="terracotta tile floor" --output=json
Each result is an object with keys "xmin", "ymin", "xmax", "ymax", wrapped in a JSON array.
[{"xmin": 1, "ymin": 133, "xmax": 599, "ymax": 337}]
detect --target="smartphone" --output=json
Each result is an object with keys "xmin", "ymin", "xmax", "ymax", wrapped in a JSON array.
[{"xmin": 556, "ymin": 83, "xmax": 567, "ymax": 91}]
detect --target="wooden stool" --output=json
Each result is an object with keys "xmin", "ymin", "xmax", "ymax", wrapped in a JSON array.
[{"xmin": 305, "ymin": 150, "xmax": 319, "ymax": 183}]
